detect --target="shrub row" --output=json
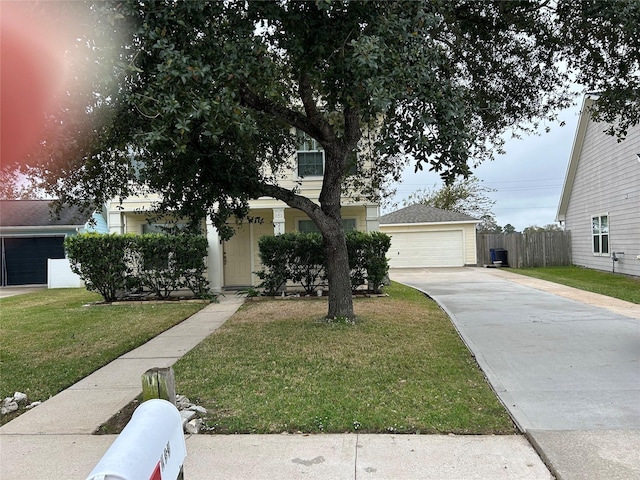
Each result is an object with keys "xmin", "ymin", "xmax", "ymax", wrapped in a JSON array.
[
  {"xmin": 64, "ymin": 233, "xmax": 210, "ymax": 302},
  {"xmin": 256, "ymin": 231, "xmax": 391, "ymax": 296}
]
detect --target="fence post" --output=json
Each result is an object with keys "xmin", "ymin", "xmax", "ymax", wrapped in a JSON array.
[{"xmin": 142, "ymin": 367, "xmax": 177, "ymax": 405}]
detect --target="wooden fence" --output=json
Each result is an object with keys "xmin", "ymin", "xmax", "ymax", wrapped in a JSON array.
[{"xmin": 476, "ymin": 231, "xmax": 572, "ymax": 268}]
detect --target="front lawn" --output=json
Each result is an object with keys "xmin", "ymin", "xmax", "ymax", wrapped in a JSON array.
[
  {"xmin": 513, "ymin": 266, "xmax": 640, "ymax": 304},
  {"xmin": 173, "ymin": 283, "xmax": 516, "ymax": 435},
  {"xmin": 0, "ymin": 288, "xmax": 205, "ymax": 424}
]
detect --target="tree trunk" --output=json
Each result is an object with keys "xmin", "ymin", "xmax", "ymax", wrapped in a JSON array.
[
  {"xmin": 323, "ymin": 225, "xmax": 355, "ymax": 320},
  {"xmin": 318, "ymin": 139, "xmax": 356, "ymax": 320},
  {"xmin": 258, "ymin": 182, "xmax": 355, "ymax": 320}
]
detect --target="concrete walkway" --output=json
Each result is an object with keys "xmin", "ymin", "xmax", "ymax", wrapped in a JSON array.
[
  {"xmin": 391, "ymin": 267, "xmax": 640, "ymax": 480},
  {"xmin": 0, "ymin": 286, "xmax": 554, "ymax": 479}
]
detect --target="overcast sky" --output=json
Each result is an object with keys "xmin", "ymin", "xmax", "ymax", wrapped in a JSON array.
[{"xmin": 385, "ymin": 102, "xmax": 582, "ymax": 232}]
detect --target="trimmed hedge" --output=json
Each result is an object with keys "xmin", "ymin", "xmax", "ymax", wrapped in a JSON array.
[
  {"xmin": 64, "ymin": 233, "xmax": 135, "ymax": 302},
  {"xmin": 256, "ymin": 231, "xmax": 390, "ymax": 295},
  {"xmin": 347, "ymin": 230, "xmax": 391, "ymax": 294},
  {"xmin": 65, "ymin": 233, "xmax": 210, "ymax": 301},
  {"xmin": 256, "ymin": 233, "xmax": 326, "ymax": 295}
]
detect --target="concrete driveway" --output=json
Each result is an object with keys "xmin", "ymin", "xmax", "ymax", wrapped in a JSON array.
[
  {"xmin": 0, "ymin": 285, "xmax": 46, "ymax": 298},
  {"xmin": 390, "ymin": 267, "xmax": 640, "ymax": 480}
]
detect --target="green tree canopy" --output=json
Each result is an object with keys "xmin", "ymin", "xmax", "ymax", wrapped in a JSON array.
[
  {"xmin": 11, "ymin": 0, "xmax": 640, "ymax": 319},
  {"xmin": 523, "ymin": 224, "xmax": 564, "ymax": 234},
  {"xmin": 477, "ymin": 215, "xmax": 503, "ymax": 234},
  {"xmin": 403, "ymin": 177, "xmax": 496, "ymax": 219},
  {"xmin": 502, "ymin": 224, "xmax": 517, "ymax": 235}
]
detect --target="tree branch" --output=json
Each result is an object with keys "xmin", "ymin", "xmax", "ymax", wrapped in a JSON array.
[
  {"xmin": 238, "ymin": 82, "xmax": 330, "ymax": 143},
  {"xmin": 298, "ymin": 73, "xmax": 332, "ymax": 141},
  {"xmin": 257, "ymin": 182, "xmax": 324, "ymax": 221}
]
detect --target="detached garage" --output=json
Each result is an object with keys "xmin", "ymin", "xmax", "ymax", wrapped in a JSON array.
[
  {"xmin": 380, "ymin": 204, "xmax": 479, "ymax": 268},
  {"xmin": 0, "ymin": 200, "xmax": 89, "ymax": 286}
]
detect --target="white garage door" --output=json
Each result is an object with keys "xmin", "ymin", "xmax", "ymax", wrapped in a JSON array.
[{"xmin": 386, "ymin": 230, "xmax": 464, "ymax": 268}]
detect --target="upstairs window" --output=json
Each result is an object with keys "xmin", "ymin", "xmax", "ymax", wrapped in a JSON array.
[
  {"xmin": 592, "ymin": 215, "xmax": 609, "ymax": 255},
  {"xmin": 345, "ymin": 150, "xmax": 358, "ymax": 176},
  {"xmin": 297, "ymin": 132, "xmax": 324, "ymax": 178}
]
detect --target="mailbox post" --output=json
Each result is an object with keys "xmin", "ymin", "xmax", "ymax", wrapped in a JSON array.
[{"xmin": 86, "ymin": 399, "xmax": 186, "ymax": 480}]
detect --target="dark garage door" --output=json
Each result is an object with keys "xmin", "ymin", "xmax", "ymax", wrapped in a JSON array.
[{"xmin": 1, "ymin": 236, "xmax": 66, "ymax": 286}]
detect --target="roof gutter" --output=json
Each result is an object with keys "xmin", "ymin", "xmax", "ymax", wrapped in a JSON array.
[
  {"xmin": 380, "ymin": 220, "xmax": 480, "ymax": 227},
  {"xmin": 0, "ymin": 225, "xmax": 84, "ymax": 233}
]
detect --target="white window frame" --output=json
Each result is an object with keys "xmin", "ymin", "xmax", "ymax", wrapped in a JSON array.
[
  {"xmin": 591, "ymin": 214, "xmax": 609, "ymax": 256},
  {"xmin": 297, "ymin": 132, "xmax": 324, "ymax": 178}
]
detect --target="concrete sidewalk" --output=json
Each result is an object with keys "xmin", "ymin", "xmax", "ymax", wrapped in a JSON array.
[
  {"xmin": 1, "ymin": 432, "xmax": 552, "ymax": 479},
  {"xmin": 0, "ymin": 286, "xmax": 554, "ymax": 479}
]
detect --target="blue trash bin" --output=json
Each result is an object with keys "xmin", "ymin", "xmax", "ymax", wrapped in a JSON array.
[{"xmin": 490, "ymin": 248, "xmax": 508, "ymax": 266}]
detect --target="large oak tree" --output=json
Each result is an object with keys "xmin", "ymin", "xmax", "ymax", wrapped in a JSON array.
[{"xmin": 11, "ymin": 0, "xmax": 640, "ymax": 319}]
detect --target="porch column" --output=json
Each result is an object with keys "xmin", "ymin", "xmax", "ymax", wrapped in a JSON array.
[
  {"xmin": 365, "ymin": 205, "xmax": 380, "ymax": 232},
  {"xmin": 107, "ymin": 211, "xmax": 125, "ymax": 234},
  {"xmin": 273, "ymin": 207, "xmax": 285, "ymax": 235},
  {"xmin": 206, "ymin": 218, "xmax": 223, "ymax": 293}
]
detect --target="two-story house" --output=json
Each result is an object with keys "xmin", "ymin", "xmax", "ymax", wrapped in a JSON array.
[
  {"xmin": 106, "ymin": 134, "xmax": 381, "ymax": 292},
  {"xmin": 556, "ymin": 95, "xmax": 640, "ymax": 277}
]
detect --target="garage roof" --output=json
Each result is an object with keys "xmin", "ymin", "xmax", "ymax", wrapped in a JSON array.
[
  {"xmin": 380, "ymin": 203, "xmax": 479, "ymax": 225},
  {"xmin": 0, "ymin": 200, "xmax": 88, "ymax": 227}
]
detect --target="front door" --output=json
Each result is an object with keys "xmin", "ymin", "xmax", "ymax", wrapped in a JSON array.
[{"xmin": 223, "ymin": 223, "xmax": 252, "ymax": 287}]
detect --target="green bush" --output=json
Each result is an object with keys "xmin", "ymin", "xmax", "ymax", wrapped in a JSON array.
[
  {"xmin": 173, "ymin": 234, "xmax": 211, "ymax": 298},
  {"xmin": 256, "ymin": 235, "xmax": 291, "ymax": 295},
  {"xmin": 346, "ymin": 231, "xmax": 369, "ymax": 291},
  {"xmin": 363, "ymin": 231, "xmax": 391, "ymax": 293},
  {"xmin": 256, "ymin": 231, "xmax": 390, "ymax": 295},
  {"xmin": 134, "ymin": 234, "xmax": 183, "ymax": 298},
  {"xmin": 289, "ymin": 233, "xmax": 326, "ymax": 294},
  {"xmin": 346, "ymin": 231, "xmax": 391, "ymax": 293},
  {"xmin": 64, "ymin": 233, "xmax": 136, "ymax": 302},
  {"xmin": 132, "ymin": 233, "xmax": 210, "ymax": 299},
  {"xmin": 65, "ymin": 233, "xmax": 210, "ymax": 301}
]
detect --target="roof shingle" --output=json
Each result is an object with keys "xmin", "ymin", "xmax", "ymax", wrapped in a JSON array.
[
  {"xmin": 0, "ymin": 200, "xmax": 89, "ymax": 227},
  {"xmin": 380, "ymin": 203, "xmax": 478, "ymax": 225}
]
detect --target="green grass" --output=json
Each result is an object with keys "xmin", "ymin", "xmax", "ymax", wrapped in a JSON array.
[
  {"xmin": 513, "ymin": 266, "xmax": 640, "ymax": 304},
  {"xmin": 173, "ymin": 282, "xmax": 516, "ymax": 435},
  {"xmin": 0, "ymin": 288, "xmax": 205, "ymax": 423}
]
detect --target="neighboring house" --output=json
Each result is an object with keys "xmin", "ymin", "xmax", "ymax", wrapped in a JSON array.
[
  {"xmin": 106, "ymin": 135, "xmax": 381, "ymax": 292},
  {"xmin": 556, "ymin": 95, "xmax": 640, "ymax": 277},
  {"xmin": 380, "ymin": 204, "xmax": 479, "ymax": 268},
  {"xmin": 0, "ymin": 200, "xmax": 98, "ymax": 286}
]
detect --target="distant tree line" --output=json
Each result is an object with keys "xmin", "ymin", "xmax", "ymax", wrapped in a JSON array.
[{"xmin": 405, "ymin": 176, "xmax": 563, "ymax": 234}]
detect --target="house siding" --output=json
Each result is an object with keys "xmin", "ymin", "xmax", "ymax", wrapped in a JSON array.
[
  {"xmin": 104, "ymin": 138, "xmax": 381, "ymax": 289},
  {"xmin": 564, "ymin": 118, "xmax": 640, "ymax": 276}
]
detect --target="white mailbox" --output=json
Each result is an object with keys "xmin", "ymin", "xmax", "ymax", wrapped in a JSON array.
[{"xmin": 87, "ymin": 399, "xmax": 186, "ymax": 480}]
